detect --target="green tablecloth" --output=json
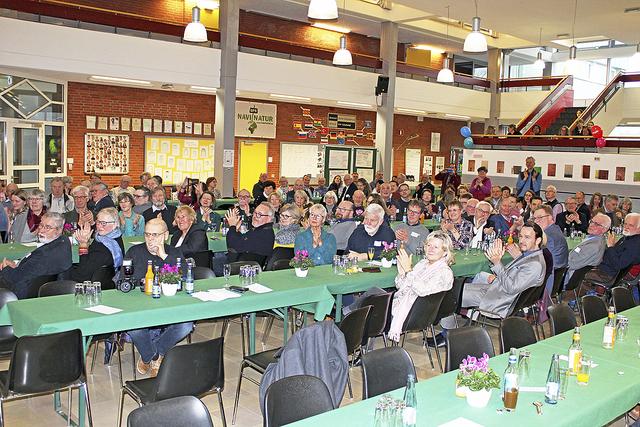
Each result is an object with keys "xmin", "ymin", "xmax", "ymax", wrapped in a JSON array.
[{"xmin": 292, "ymin": 306, "xmax": 640, "ymax": 427}]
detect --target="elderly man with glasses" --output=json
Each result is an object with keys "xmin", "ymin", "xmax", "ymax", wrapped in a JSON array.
[
  {"xmin": 564, "ymin": 213, "xmax": 611, "ymax": 285},
  {"xmin": 556, "ymin": 196, "xmax": 588, "ymax": 235},
  {"xmin": 328, "ymin": 200, "xmax": 358, "ymax": 254},
  {"xmin": 90, "ymin": 182, "xmax": 115, "ymax": 215},
  {"xmin": 143, "ymin": 187, "xmax": 177, "ymax": 234},
  {"xmin": 225, "ymin": 201, "xmax": 275, "ymax": 266},
  {"xmin": 0, "ymin": 212, "xmax": 72, "ymax": 299},
  {"xmin": 393, "ymin": 200, "xmax": 429, "ymax": 255},
  {"xmin": 132, "ymin": 187, "xmax": 152, "ymax": 215},
  {"xmin": 124, "ymin": 218, "xmax": 191, "ymax": 377},
  {"xmin": 532, "ymin": 205, "xmax": 569, "ymax": 294},
  {"xmin": 64, "ymin": 185, "xmax": 95, "ymax": 229},
  {"xmin": 470, "ymin": 201, "xmax": 494, "ymax": 249},
  {"xmin": 346, "ymin": 203, "xmax": 395, "ymax": 261}
]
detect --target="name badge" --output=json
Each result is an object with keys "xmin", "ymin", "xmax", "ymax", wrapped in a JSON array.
[
  {"xmin": 374, "ymin": 241, "xmax": 382, "ymax": 247},
  {"xmin": 574, "ymin": 247, "xmax": 581, "ymax": 253},
  {"xmin": 410, "ymin": 232, "xmax": 420, "ymax": 238}
]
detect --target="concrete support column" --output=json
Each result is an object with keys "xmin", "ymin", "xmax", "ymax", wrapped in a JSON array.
[
  {"xmin": 374, "ymin": 21, "xmax": 398, "ymax": 181},
  {"xmin": 214, "ymin": 0, "xmax": 239, "ymax": 197},
  {"xmin": 485, "ymin": 48, "xmax": 503, "ymax": 131}
]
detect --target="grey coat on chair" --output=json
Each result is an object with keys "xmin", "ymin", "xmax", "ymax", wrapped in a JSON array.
[
  {"xmin": 462, "ymin": 249, "xmax": 546, "ymax": 318},
  {"xmin": 259, "ymin": 320, "xmax": 348, "ymax": 413},
  {"xmin": 565, "ymin": 234, "xmax": 606, "ymax": 284}
]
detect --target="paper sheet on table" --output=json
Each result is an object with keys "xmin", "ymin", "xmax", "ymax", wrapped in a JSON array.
[
  {"xmin": 84, "ymin": 305, "xmax": 122, "ymax": 315},
  {"xmin": 22, "ymin": 242, "xmax": 39, "ymax": 247},
  {"xmin": 247, "ymin": 283, "xmax": 272, "ymax": 294},
  {"xmin": 438, "ymin": 417, "xmax": 484, "ymax": 427},
  {"xmin": 519, "ymin": 386, "xmax": 546, "ymax": 392},
  {"xmin": 559, "ymin": 354, "xmax": 598, "ymax": 367},
  {"xmin": 191, "ymin": 289, "xmax": 241, "ymax": 302},
  {"xmin": 128, "ymin": 241, "xmax": 143, "ymax": 245},
  {"xmin": 367, "ymin": 260, "xmax": 383, "ymax": 266}
]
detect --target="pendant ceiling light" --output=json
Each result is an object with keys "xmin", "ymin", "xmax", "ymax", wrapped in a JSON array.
[
  {"xmin": 463, "ymin": 1, "xmax": 487, "ymax": 53},
  {"xmin": 437, "ymin": 6, "xmax": 454, "ymax": 83},
  {"xmin": 308, "ymin": 0, "xmax": 338, "ymax": 21},
  {"xmin": 564, "ymin": 0, "xmax": 579, "ymax": 75},
  {"xmin": 533, "ymin": 28, "xmax": 545, "ymax": 69},
  {"xmin": 184, "ymin": 6, "xmax": 207, "ymax": 42},
  {"xmin": 333, "ymin": 35, "xmax": 353, "ymax": 66}
]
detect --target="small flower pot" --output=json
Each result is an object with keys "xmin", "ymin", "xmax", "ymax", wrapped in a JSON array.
[
  {"xmin": 161, "ymin": 282, "xmax": 178, "ymax": 296},
  {"xmin": 465, "ymin": 388, "xmax": 492, "ymax": 408},
  {"xmin": 381, "ymin": 258, "xmax": 393, "ymax": 268},
  {"xmin": 295, "ymin": 268, "xmax": 308, "ymax": 278}
]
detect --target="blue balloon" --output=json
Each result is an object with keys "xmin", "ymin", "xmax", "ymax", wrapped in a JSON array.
[
  {"xmin": 460, "ymin": 126, "xmax": 472, "ymax": 138},
  {"xmin": 464, "ymin": 137, "xmax": 474, "ymax": 148}
]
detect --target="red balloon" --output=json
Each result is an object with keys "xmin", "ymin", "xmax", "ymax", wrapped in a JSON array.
[
  {"xmin": 591, "ymin": 125, "xmax": 603, "ymax": 138},
  {"xmin": 595, "ymin": 137, "xmax": 606, "ymax": 148}
]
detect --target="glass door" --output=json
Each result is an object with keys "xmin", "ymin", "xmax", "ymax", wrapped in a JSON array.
[{"xmin": 7, "ymin": 122, "xmax": 42, "ymax": 189}]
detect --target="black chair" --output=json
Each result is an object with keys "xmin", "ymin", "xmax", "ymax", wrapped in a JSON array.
[
  {"xmin": 193, "ymin": 266, "xmax": 215, "ymax": 280},
  {"xmin": 499, "ymin": 317, "xmax": 537, "ymax": 353},
  {"xmin": 611, "ymin": 286, "xmax": 636, "ymax": 313},
  {"xmin": 359, "ymin": 291, "xmax": 393, "ymax": 348},
  {"xmin": 0, "ymin": 329, "xmax": 93, "ymax": 426},
  {"xmin": 228, "ymin": 261, "xmax": 261, "ymax": 276},
  {"xmin": 25, "ymin": 274, "xmax": 58, "ymax": 299},
  {"xmin": 550, "ymin": 266, "xmax": 569, "ymax": 303},
  {"xmin": 38, "ymin": 280, "xmax": 77, "ymax": 297},
  {"xmin": 263, "ymin": 375, "xmax": 334, "ymax": 427},
  {"xmin": 400, "ymin": 291, "xmax": 446, "ymax": 371},
  {"xmin": 361, "ymin": 347, "xmax": 416, "ymax": 399},
  {"xmin": 0, "ymin": 290, "xmax": 17, "ymax": 359},
  {"xmin": 265, "ymin": 247, "xmax": 294, "ymax": 271},
  {"xmin": 91, "ymin": 265, "xmax": 116, "ymax": 290},
  {"xmin": 547, "ymin": 303, "xmax": 578, "ymax": 335},
  {"xmin": 128, "ymin": 396, "xmax": 213, "ymax": 427},
  {"xmin": 191, "ymin": 250, "xmax": 212, "ymax": 269},
  {"xmin": 444, "ymin": 326, "xmax": 495, "ymax": 373},
  {"xmin": 117, "ymin": 337, "xmax": 226, "ymax": 427},
  {"xmin": 580, "ymin": 295, "xmax": 608, "ymax": 324},
  {"xmin": 231, "ymin": 348, "xmax": 280, "ymax": 424},
  {"xmin": 562, "ymin": 265, "xmax": 594, "ymax": 312},
  {"xmin": 433, "ymin": 276, "xmax": 466, "ymax": 329},
  {"xmin": 339, "ymin": 305, "xmax": 372, "ymax": 398},
  {"xmin": 583, "ymin": 264, "xmax": 634, "ymax": 298},
  {"xmin": 271, "ymin": 259, "xmax": 292, "ymax": 271}
]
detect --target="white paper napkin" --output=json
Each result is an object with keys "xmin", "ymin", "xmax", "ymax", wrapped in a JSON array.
[
  {"xmin": 247, "ymin": 283, "xmax": 272, "ymax": 294},
  {"xmin": 438, "ymin": 417, "xmax": 484, "ymax": 427},
  {"xmin": 192, "ymin": 289, "xmax": 242, "ymax": 302},
  {"xmin": 84, "ymin": 305, "xmax": 122, "ymax": 315}
]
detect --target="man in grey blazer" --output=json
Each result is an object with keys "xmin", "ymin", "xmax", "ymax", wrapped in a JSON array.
[
  {"xmin": 462, "ymin": 222, "xmax": 546, "ymax": 318},
  {"xmin": 564, "ymin": 213, "xmax": 610, "ymax": 284},
  {"xmin": 532, "ymin": 204, "xmax": 568, "ymax": 294}
]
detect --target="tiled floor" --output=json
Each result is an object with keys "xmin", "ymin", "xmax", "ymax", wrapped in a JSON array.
[{"xmin": 0, "ymin": 316, "xmax": 629, "ymax": 426}]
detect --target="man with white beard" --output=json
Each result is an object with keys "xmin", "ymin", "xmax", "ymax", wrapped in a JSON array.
[{"xmin": 346, "ymin": 203, "xmax": 395, "ymax": 261}]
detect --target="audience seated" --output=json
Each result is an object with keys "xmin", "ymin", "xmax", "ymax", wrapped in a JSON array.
[
  {"xmin": 110, "ymin": 175, "xmax": 134, "ymax": 202},
  {"xmin": 565, "ymin": 212, "xmax": 610, "ymax": 284},
  {"xmin": 132, "ymin": 186, "xmax": 152, "ymax": 215},
  {"xmin": 543, "ymin": 185, "xmax": 564, "ymax": 221},
  {"xmin": 274, "ymin": 204, "xmax": 302, "ymax": 247},
  {"xmin": 235, "ymin": 189, "xmax": 254, "ymax": 225},
  {"xmin": 252, "ymin": 173, "xmax": 268, "ymax": 200},
  {"xmin": 286, "ymin": 179, "xmax": 312, "ymax": 204},
  {"xmin": 336, "ymin": 174, "xmax": 356, "ymax": 203},
  {"xmin": 196, "ymin": 191, "xmax": 222, "ymax": 232},
  {"xmin": 440, "ymin": 200, "xmax": 473, "ymax": 250},
  {"xmin": 11, "ymin": 189, "xmax": 47, "ymax": 244},
  {"xmin": 462, "ymin": 197, "xmax": 478, "ymax": 222},
  {"xmin": 65, "ymin": 185, "xmax": 95, "ymax": 230},
  {"xmin": 346, "ymin": 203, "xmax": 395, "ymax": 261},
  {"xmin": 170, "ymin": 206, "xmax": 208, "ymax": 260},
  {"xmin": 328, "ymin": 201, "xmax": 357, "ymax": 253},
  {"xmin": 205, "ymin": 176, "xmax": 222, "ymax": 200},
  {"xmin": 470, "ymin": 201, "xmax": 494, "ymax": 249},
  {"xmin": 393, "ymin": 200, "xmax": 429, "ymax": 255},
  {"xmin": 556, "ymin": 196, "xmax": 588, "ymax": 234},
  {"xmin": 90, "ymin": 182, "xmax": 116, "ymax": 215},
  {"xmin": 532, "ymin": 205, "xmax": 569, "ymax": 293},
  {"xmin": 322, "ymin": 191, "xmax": 337, "ymax": 221},
  {"xmin": 603, "ymin": 194, "xmax": 623, "ymax": 228},
  {"xmin": 117, "ymin": 192, "xmax": 145, "ymax": 237},
  {"xmin": 225, "ymin": 201, "xmax": 275, "ymax": 265},
  {"xmin": 143, "ymin": 187, "xmax": 178, "ymax": 234},
  {"xmin": 392, "ymin": 184, "xmax": 412, "ymax": 219},
  {"xmin": 254, "ymin": 180, "xmax": 276, "ymax": 207},
  {"xmin": 0, "ymin": 212, "xmax": 72, "ymax": 299},
  {"xmin": 294, "ymin": 204, "xmax": 337, "ymax": 266},
  {"xmin": 47, "ymin": 177, "xmax": 74, "ymax": 214}
]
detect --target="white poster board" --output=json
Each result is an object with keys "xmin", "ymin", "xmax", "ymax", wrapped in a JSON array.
[
  {"xmin": 423, "ymin": 156, "xmax": 433, "ymax": 176},
  {"xmin": 328, "ymin": 149, "xmax": 349, "ymax": 169},
  {"xmin": 235, "ymin": 101, "xmax": 277, "ymax": 139},
  {"xmin": 435, "ymin": 156, "xmax": 445, "ymax": 173},
  {"xmin": 280, "ymin": 143, "xmax": 323, "ymax": 178},
  {"xmin": 405, "ymin": 148, "xmax": 421, "ymax": 180},
  {"xmin": 430, "ymin": 132, "xmax": 441, "ymax": 152}
]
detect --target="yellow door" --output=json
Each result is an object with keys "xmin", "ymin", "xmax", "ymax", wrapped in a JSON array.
[{"xmin": 238, "ymin": 140, "xmax": 268, "ymax": 193}]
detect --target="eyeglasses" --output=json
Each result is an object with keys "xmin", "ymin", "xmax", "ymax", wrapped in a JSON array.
[
  {"xmin": 38, "ymin": 224, "xmax": 60, "ymax": 231},
  {"xmin": 96, "ymin": 220, "xmax": 116, "ymax": 226},
  {"xmin": 253, "ymin": 211, "xmax": 271, "ymax": 218},
  {"xmin": 279, "ymin": 214, "xmax": 292, "ymax": 220},
  {"xmin": 533, "ymin": 214, "xmax": 550, "ymax": 220},
  {"xmin": 238, "ymin": 195, "xmax": 251, "ymax": 199},
  {"xmin": 589, "ymin": 219, "xmax": 606, "ymax": 228},
  {"xmin": 309, "ymin": 213, "xmax": 324, "ymax": 220},
  {"xmin": 74, "ymin": 195, "xmax": 89, "ymax": 199},
  {"xmin": 337, "ymin": 207, "xmax": 353, "ymax": 212},
  {"xmin": 144, "ymin": 232, "xmax": 166, "ymax": 238},
  {"xmin": 133, "ymin": 194, "xmax": 146, "ymax": 198},
  {"xmin": 408, "ymin": 209, "xmax": 422, "ymax": 215}
]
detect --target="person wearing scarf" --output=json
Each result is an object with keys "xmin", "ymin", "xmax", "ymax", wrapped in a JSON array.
[
  {"xmin": 12, "ymin": 189, "xmax": 47, "ymax": 243},
  {"xmin": 69, "ymin": 207, "xmax": 124, "ymax": 283},
  {"xmin": 388, "ymin": 231, "xmax": 455, "ymax": 342}
]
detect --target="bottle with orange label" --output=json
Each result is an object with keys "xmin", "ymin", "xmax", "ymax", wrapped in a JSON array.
[
  {"xmin": 144, "ymin": 260, "xmax": 154, "ymax": 295},
  {"xmin": 567, "ymin": 327, "xmax": 582, "ymax": 375},
  {"xmin": 602, "ymin": 306, "xmax": 616, "ymax": 349}
]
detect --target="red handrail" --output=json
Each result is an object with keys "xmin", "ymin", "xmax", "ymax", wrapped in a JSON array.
[
  {"xmin": 470, "ymin": 135, "xmax": 640, "ymax": 148},
  {"xmin": 515, "ymin": 75, "xmax": 573, "ymax": 132},
  {"xmin": 396, "ymin": 63, "xmax": 491, "ymax": 88},
  {"xmin": 499, "ymin": 76, "xmax": 565, "ymax": 89}
]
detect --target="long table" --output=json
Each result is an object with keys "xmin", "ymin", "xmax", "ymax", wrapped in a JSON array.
[{"xmin": 292, "ymin": 306, "xmax": 640, "ymax": 427}]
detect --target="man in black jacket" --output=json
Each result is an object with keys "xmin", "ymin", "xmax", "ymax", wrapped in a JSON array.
[
  {"xmin": 337, "ymin": 173, "xmax": 357, "ymax": 203},
  {"xmin": 252, "ymin": 173, "xmax": 268, "ymax": 200},
  {"xmin": 143, "ymin": 187, "xmax": 177, "ymax": 234},
  {"xmin": 225, "ymin": 201, "xmax": 275, "ymax": 265},
  {"xmin": 555, "ymin": 197, "xmax": 588, "ymax": 235},
  {"xmin": 90, "ymin": 182, "xmax": 115, "ymax": 215},
  {"xmin": 0, "ymin": 212, "xmax": 72, "ymax": 299}
]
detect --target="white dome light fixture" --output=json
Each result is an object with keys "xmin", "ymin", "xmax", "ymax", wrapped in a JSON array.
[
  {"xmin": 308, "ymin": 0, "xmax": 338, "ymax": 21},
  {"xmin": 184, "ymin": 6, "xmax": 207, "ymax": 42},
  {"xmin": 437, "ymin": 55, "xmax": 454, "ymax": 83},
  {"xmin": 463, "ymin": 0, "xmax": 488, "ymax": 54},
  {"xmin": 333, "ymin": 36, "xmax": 353, "ymax": 66}
]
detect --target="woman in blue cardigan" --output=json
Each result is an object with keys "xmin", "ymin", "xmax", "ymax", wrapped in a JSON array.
[{"xmin": 294, "ymin": 204, "xmax": 336, "ymax": 266}]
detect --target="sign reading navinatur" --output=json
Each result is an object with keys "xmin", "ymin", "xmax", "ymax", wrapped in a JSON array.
[{"xmin": 235, "ymin": 101, "xmax": 277, "ymax": 139}]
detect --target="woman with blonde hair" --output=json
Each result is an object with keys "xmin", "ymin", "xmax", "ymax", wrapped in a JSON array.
[
  {"xmin": 170, "ymin": 205, "xmax": 207, "ymax": 259},
  {"xmin": 274, "ymin": 204, "xmax": 302, "ymax": 247},
  {"xmin": 294, "ymin": 204, "xmax": 337, "ymax": 265},
  {"xmin": 293, "ymin": 189, "xmax": 311, "ymax": 211}
]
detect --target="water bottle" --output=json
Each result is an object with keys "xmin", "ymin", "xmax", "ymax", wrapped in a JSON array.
[
  {"xmin": 175, "ymin": 258, "xmax": 183, "ymax": 291},
  {"xmin": 545, "ymin": 354, "xmax": 560, "ymax": 404},
  {"xmin": 403, "ymin": 374, "xmax": 417, "ymax": 426},
  {"xmin": 221, "ymin": 218, "xmax": 229, "ymax": 236},
  {"xmin": 185, "ymin": 260, "xmax": 194, "ymax": 294},
  {"xmin": 152, "ymin": 265, "xmax": 161, "ymax": 299},
  {"xmin": 402, "ymin": 213, "xmax": 407, "ymax": 224}
]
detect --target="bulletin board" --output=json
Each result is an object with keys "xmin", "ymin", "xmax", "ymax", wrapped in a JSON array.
[
  {"xmin": 84, "ymin": 133, "xmax": 129, "ymax": 174},
  {"xmin": 144, "ymin": 136, "xmax": 214, "ymax": 185},
  {"xmin": 280, "ymin": 142, "xmax": 324, "ymax": 178},
  {"xmin": 324, "ymin": 145, "xmax": 352, "ymax": 182}
]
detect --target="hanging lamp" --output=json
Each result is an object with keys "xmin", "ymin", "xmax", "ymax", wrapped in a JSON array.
[
  {"xmin": 184, "ymin": 6, "xmax": 207, "ymax": 42},
  {"xmin": 437, "ymin": 6, "xmax": 455, "ymax": 83},
  {"xmin": 463, "ymin": 1, "xmax": 487, "ymax": 53},
  {"xmin": 333, "ymin": 36, "xmax": 353, "ymax": 66},
  {"xmin": 533, "ymin": 28, "xmax": 545, "ymax": 69},
  {"xmin": 308, "ymin": 0, "xmax": 338, "ymax": 20}
]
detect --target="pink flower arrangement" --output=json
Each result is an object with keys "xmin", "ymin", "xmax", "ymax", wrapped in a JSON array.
[
  {"xmin": 380, "ymin": 241, "xmax": 397, "ymax": 261},
  {"xmin": 157, "ymin": 264, "xmax": 181, "ymax": 284},
  {"xmin": 62, "ymin": 222, "xmax": 75, "ymax": 237},
  {"xmin": 457, "ymin": 353, "xmax": 500, "ymax": 391},
  {"xmin": 289, "ymin": 250, "xmax": 314, "ymax": 270}
]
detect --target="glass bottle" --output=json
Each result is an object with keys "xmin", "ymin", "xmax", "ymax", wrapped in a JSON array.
[
  {"xmin": 568, "ymin": 327, "xmax": 582, "ymax": 375},
  {"xmin": 175, "ymin": 258, "xmax": 183, "ymax": 292},
  {"xmin": 602, "ymin": 306, "xmax": 617, "ymax": 349},
  {"xmin": 185, "ymin": 260, "xmax": 195, "ymax": 294},
  {"xmin": 544, "ymin": 354, "xmax": 560, "ymax": 404},
  {"xmin": 402, "ymin": 374, "xmax": 417, "ymax": 427},
  {"xmin": 503, "ymin": 353, "xmax": 519, "ymax": 411},
  {"xmin": 152, "ymin": 265, "xmax": 161, "ymax": 299},
  {"xmin": 144, "ymin": 260, "xmax": 154, "ymax": 295}
]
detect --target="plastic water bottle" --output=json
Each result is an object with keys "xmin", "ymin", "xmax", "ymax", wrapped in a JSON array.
[
  {"xmin": 545, "ymin": 354, "xmax": 560, "ymax": 404},
  {"xmin": 175, "ymin": 258, "xmax": 183, "ymax": 292},
  {"xmin": 152, "ymin": 265, "xmax": 161, "ymax": 299},
  {"xmin": 185, "ymin": 260, "xmax": 194, "ymax": 294},
  {"xmin": 403, "ymin": 374, "xmax": 417, "ymax": 426}
]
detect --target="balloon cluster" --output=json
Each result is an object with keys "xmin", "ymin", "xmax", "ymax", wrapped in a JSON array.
[
  {"xmin": 460, "ymin": 126, "xmax": 473, "ymax": 148},
  {"xmin": 591, "ymin": 125, "xmax": 606, "ymax": 148}
]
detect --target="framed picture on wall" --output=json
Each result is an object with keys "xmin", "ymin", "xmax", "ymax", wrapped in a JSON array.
[
  {"xmin": 132, "ymin": 118, "xmax": 142, "ymax": 132},
  {"xmin": 84, "ymin": 133, "xmax": 129, "ymax": 174},
  {"xmin": 121, "ymin": 117, "xmax": 131, "ymax": 131}
]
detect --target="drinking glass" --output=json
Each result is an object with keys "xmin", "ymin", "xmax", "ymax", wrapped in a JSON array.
[
  {"xmin": 617, "ymin": 316, "xmax": 629, "ymax": 341},
  {"xmin": 517, "ymin": 350, "xmax": 530, "ymax": 383},
  {"xmin": 74, "ymin": 283, "xmax": 85, "ymax": 307},
  {"xmin": 332, "ymin": 256, "xmax": 340, "ymax": 274},
  {"xmin": 464, "ymin": 244, "xmax": 471, "ymax": 258},
  {"xmin": 85, "ymin": 283, "xmax": 97, "ymax": 307},
  {"xmin": 92, "ymin": 281, "xmax": 102, "ymax": 305},
  {"xmin": 367, "ymin": 246, "xmax": 375, "ymax": 261},
  {"xmin": 223, "ymin": 264, "xmax": 231, "ymax": 287},
  {"xmin": 558, "ymin": 366, "xmax": 569, "ymax": 400},
  {"xmin": 414, "ymin": 245, "xmax": 424, "ymax": 259},
  {"xmin": 577, "ymin": 355, "xmax": 591, "ymax": 385}
]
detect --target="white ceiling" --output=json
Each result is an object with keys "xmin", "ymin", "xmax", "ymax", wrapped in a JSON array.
[{"xmin": 240, "ymin": 0, "xmax": 640, "ymax": 55}]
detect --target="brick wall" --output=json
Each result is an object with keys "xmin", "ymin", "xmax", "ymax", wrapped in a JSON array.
[{"xmin": 67, "ymin": 82, "xmax": 473, "ymax": 189}]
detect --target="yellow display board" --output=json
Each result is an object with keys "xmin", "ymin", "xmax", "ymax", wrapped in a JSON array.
[{"xmin": 144, "ymin": 136, "xmax": 214, "ymax": 185}]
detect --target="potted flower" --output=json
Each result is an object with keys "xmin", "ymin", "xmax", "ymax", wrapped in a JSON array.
[
  {"xmin": 456, "ymin": 353, "xmax": 500, "ymax": 408},
  {"xmin": 289, "ymin": 250, "xmax": 314, "ymax": 278},
  {"xmin": 157, "ymin": 264, "xmax": 181, "ymax": 296},
  {"xmin": 380, "ymin": 242, "xmax": 397, "ymax": 268}
]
